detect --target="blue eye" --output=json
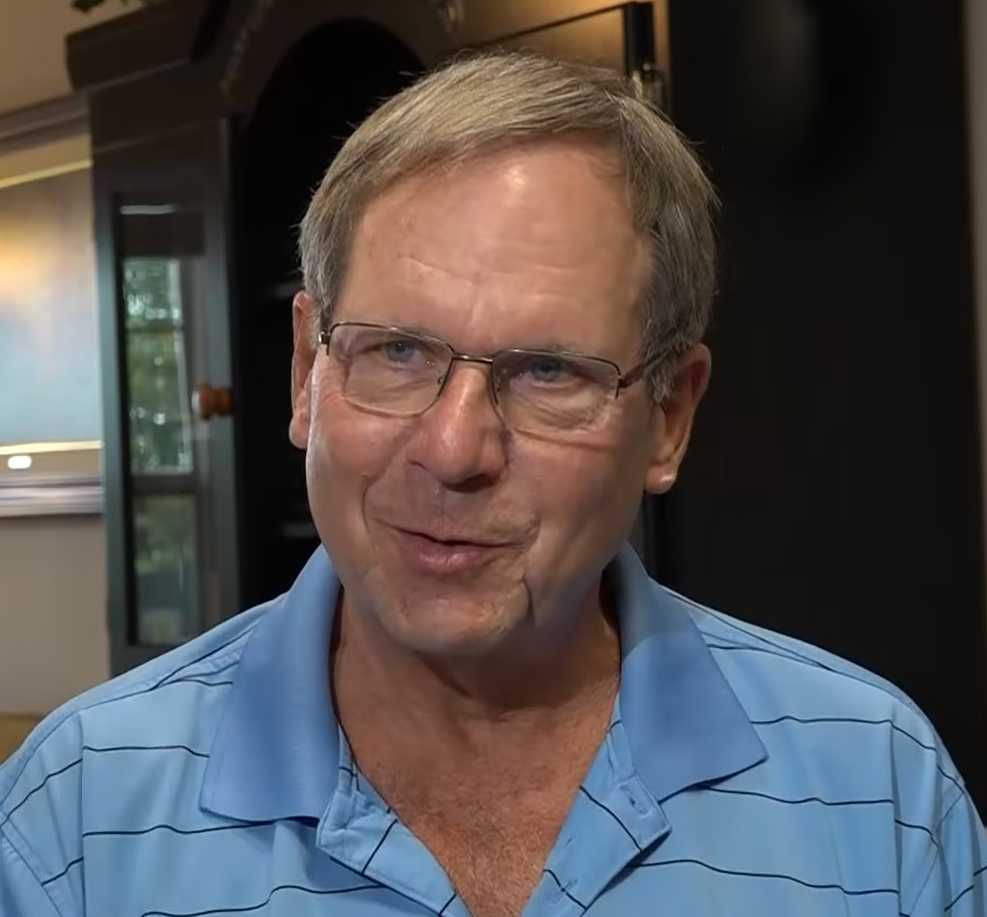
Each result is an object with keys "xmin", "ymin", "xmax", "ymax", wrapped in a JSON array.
[
  {"xmin": 381, "ymin": 339, "xmax": 421, "ymax": 364},
  {"xmin": 525, "ymin": 355, "xmax": 572, "ymax": 384}
]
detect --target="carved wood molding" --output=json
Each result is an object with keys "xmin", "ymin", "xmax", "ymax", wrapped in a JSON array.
[{"xmin": 0, "ymin": 94, "xmax": 89, "ymax": 158}]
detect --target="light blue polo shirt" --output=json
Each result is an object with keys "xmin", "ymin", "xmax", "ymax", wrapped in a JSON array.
[{"xmin": 2, "ymin": 545, "xmax": 985, "ymax": 916}]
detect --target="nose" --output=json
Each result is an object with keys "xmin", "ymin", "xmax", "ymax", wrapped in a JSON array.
[{"xmin": 406, "ymin": 359, "xmax": 508, "ymax": 487}]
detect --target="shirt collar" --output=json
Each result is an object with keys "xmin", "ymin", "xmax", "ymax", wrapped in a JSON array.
[
  {"xmin": 201, "ymin": 547, "xmax": 341, "ymax": 822},
  {"xmin": 609, "ymin": 546, "xmax": 767, "ymax": 801},
  {"xmin": 202, "ymin": 544, "xmax": 766, "ymax": 822}
]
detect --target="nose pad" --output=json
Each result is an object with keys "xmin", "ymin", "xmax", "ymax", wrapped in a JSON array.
[
  {"xmin": 433, "ymin": 363, "xmax": 458, "ymax": 404},
  {"xmin": 486, "ymin": 365, "xmax": 506, "ymax": 409},
  {"xmin": 434, "ymin": 356, "xmax": 500, "ymax": 408}
]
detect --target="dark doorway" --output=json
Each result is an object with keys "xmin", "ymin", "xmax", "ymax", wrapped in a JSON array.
[
  {"xmin": 234, "ymin": 22, "xmax": 425, "ymax": 608},
  {"xmin": 662, "ymin": 0, "xmax": 987, "ymax": 809}
]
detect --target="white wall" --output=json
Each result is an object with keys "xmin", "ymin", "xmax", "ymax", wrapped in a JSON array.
[
  {"xmin": 0, "ymin": 518, "xmax": 107, "ymax": 712},
  {"xmin": 0, "ymin": 0, "xmax": 129, "ymax": 713}
]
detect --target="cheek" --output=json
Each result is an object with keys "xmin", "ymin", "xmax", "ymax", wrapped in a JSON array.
[
  {"xmin": 306, "ymin": 371, "xmax": 404, "ymax": 507},
  {"xmin": 523, "ymin": 443, "xmax": 634, "ymax": 539},
  {"xmin": 305, "ymin": 385, "xmax": 416, "ymax": 578},
  {"xmin": 310, "ymin": 428, "xmax": 389, "ymax": 493},
  {"xmin": 520, "ymin": 430, "xmax": 651, "ymax": 566}
]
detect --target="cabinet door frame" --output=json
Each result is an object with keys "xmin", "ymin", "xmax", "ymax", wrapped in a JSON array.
[{"xmin": 95, "ymin": 121, "xmax": 241, "ymax": 675}]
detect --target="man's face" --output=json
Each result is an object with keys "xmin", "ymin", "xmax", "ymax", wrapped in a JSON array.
[{"xmin": 290, "ymin": 141, "xmax": 709, "ymax": 657}]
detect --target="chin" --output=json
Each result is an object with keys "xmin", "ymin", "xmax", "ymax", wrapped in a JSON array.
[
  {"xmin": 373, "ymin": 588, "xmax": 529, "ymax": 659},
  {"xmin": 395, "ymin": 628, "xmax": 514, "ymax": 660}
]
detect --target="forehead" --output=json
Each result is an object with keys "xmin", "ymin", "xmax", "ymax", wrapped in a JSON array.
[{"xmin": 337, "ymin": 141, "xmax": 651, "ymax": 358}]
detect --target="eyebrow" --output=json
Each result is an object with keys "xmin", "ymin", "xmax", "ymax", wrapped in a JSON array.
[{"xmin": 386, "ymin": 322, "xmax": 594, "ymax": 357}]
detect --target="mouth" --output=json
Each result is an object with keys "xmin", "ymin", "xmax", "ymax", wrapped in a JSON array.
[
  {"xmin": 386, "ymin": 525, "xmax": 512, "ymax": 574},
  {"xmin": 397, "ymin": 528, "xmax": 506, "ymax": 548}
]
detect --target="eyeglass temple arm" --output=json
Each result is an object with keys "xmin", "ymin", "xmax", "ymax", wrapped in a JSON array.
[{"xmin": 617, "ymin": 346, "xmax": 676, "ymax": 390}]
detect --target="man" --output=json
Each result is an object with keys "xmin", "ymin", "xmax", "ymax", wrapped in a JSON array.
[{"xmin": 1, "ymin": 51, "xmax": 984, "ymax": 917}]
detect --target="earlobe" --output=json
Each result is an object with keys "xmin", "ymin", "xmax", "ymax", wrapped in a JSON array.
[
  {"xmin": 642, "ymin": 344, "xmax": 711, "ymax": 495},
  {"xmin": 642, "ymin": 407, "xmax": 681, "ymax": 495},
  {"xmin": 288, "ymin": 389, "xmax": 311, "ymax": 451},
  {"xmin": 646, "ymin": 470, "xmax": 678, "ymax": 495},
  {"xmin": 289, "ymin": 291, "xmax": 319, "ymax": 450}
]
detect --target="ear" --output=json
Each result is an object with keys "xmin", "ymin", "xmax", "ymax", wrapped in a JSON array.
[
  {"xmin": 289, "ymin": 291, "xmax": 319, "ymax": 450},
  {"xmin": 644, "ymin": 344, "xmax": 712, "ymax": 495}
]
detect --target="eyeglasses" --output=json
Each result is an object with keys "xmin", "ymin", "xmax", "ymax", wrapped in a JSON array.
[{"xmin": 318, "ymin": 321, "xmax": 662, "ymax": 437}]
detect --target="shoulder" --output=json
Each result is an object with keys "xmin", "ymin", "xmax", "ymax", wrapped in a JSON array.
[
  {"xmin": 656, "ymin": 587, "xmax": 987, "ymax": 908},
  {"xmin": 0, "ymin": 598, "xmax": 275, "ymax": 863},
  {"xmin": 3, "ymin": 601, "xmax": 267, "ymax": 790},
  {"xmin": 660, "ymin": 585, "xmax": 973, "ymax": 824},
  {"xmin": 0, "ymin": 600, "xmax": 275, "ymax": 803},
  {"xmin": 671, "ymin": 585, "xmax": 935, "ymax": 721},
  {"xmin": 660, "ymin": 584, "xmax": 966, "ymax": 793}
]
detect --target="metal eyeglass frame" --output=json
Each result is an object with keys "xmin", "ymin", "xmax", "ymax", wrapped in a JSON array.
[{"xmin": 317, "ymin": 320, "xmax": 666, "ymax": 414}]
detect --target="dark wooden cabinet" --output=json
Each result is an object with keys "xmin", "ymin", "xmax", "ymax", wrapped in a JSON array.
[
  {"xmin": 70, "ymin": 0, "xmax": 987, "ymax": 810},
  {"xmin": 91, "ymin": 122, "xmax": 242, "ymax": 671}
]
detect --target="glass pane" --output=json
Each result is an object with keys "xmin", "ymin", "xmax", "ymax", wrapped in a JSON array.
[
  {"xmin": 126, "ymin": 321, "xmax": 193, "ymax": 473},
  {"xmin": 133, "ymin": 494, "xmax": 198, "ymax": 646},
  {"xmin": 118, "ymin": 198, "xmax": 208, "ymax": 648},
  {"xmin": 119, "ymin": 203, "xmax": 205, "ymax": 475}
]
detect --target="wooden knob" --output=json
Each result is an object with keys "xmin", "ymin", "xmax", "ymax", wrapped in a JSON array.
[{"xmin": 192, "ymin": 383, "xmax": 232, "ymax": 421}]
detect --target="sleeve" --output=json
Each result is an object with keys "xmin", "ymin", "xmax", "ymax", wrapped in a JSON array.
[
  {"xmin": 0, "ymin": 830, "xmax": 68, "ymax": 917},
  {"xmin": 905, "ymin": 786, "xmax": 987, "ymax": 917},
  {"xmin": 0, "ymin": 716, "xmax": 85, "ymax": 917}
]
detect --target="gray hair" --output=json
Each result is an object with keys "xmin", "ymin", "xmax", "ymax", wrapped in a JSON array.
[{"xmin": 298, "ymin": 50, "xmax": 718, "ymax": 400}]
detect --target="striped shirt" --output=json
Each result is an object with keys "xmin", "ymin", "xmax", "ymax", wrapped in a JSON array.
[{"xmin": 1, "ymin": 544, "xmax": 985, "ymax": 917}]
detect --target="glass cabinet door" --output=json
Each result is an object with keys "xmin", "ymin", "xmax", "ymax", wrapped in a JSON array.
[
  {"xmin": 120, "ymin": 201, "xmax": 205, "ymax": 647},
  {"xmin": 94, "ymin": 123, "xmax": 241, "ymax": 674}
]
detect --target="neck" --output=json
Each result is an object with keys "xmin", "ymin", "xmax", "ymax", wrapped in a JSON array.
[{"xmin": 331, "ymin": 581, "xmax": 620, "ymax": 753}]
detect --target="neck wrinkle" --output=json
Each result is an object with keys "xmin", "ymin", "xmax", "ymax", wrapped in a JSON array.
[{"xmin": 330, "ymin": 582, "xmax": 620, "ymax": 750}]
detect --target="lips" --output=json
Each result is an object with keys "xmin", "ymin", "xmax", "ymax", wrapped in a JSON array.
[
  {"xmin": 384, "ymin": 523, "xmax": 513, "ymax": 575},
  {"xmin": 397, "ymin": 528, "xmax": 506, "ymax": 548}
]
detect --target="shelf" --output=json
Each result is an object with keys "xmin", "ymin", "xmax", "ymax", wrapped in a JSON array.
[
  {"xmin": 261, "ymin": 280, "xmax": 302, "ymax": 302},
  {"xmin": 280, "ymin": 519, "xmax": 318, "ymax": 540}
]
